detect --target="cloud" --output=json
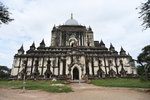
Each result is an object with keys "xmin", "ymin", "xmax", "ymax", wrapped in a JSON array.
[{"xmin": 0, "ymin": 0, "xmax": 150, "ymax": 68}]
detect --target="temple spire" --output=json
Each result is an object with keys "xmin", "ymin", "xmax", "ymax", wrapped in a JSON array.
[{"xmin": 71, "ymin": 13, "xmax": 73, "ymax": 19}]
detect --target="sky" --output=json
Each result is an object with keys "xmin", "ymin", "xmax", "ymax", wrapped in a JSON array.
[{"xmin": 0, "ymin": 0, "xmax": 150, "ymax": 68}]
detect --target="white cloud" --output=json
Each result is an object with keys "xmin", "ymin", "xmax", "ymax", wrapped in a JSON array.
[{"xmin": 0, "ymin": 0, "xmax": 150, "ymax": 68}]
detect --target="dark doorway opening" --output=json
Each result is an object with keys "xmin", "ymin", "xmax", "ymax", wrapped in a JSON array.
[
  {"xmin": 46, "ymin": 73, "xmax": 50, "ymax": 78},
  {"xmin": 71, "ymin": 43, "xmax": 74, "ymax": 47},
  {"xmin": 73, "ymin": 67, "xmax": 79, "ymax": 80}
]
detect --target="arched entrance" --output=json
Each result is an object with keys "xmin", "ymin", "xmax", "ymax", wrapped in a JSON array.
[{"xmin": 73, "ymin": 67, "xmax": 79, "ymax": 80}]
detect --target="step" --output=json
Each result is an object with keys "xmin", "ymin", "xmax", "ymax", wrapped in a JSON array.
[{"xmin": 69, "ymin": 80, "xmax": 86, "ymax": 83}]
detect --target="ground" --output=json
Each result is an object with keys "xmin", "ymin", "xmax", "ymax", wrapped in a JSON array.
[{"xmin": 0, "ymin": 83, "xmax": 150, "ymax": 100}]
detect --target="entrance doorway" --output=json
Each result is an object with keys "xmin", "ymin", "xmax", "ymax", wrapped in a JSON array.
[{"xmin": 73, "ymin": 67, "xmax": 79, "ymax": 80}]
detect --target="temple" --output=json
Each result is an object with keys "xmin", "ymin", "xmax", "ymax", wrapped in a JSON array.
[{"xmin": 11, "ymin": 14, "xmax": 137, "ymax": 80}]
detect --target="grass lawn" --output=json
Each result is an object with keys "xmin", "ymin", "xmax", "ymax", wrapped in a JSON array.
[
  {"xmin": 0, "ymin": 80, "xmax": 72, "ymax": 93},
  {"xmin": 91, "ymin": 78, "xmax": 150, "ymax": 88}
]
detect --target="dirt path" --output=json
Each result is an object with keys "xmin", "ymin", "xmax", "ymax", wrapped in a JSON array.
[{"xmin": 0, "ymin": 83, "xmax": 150, "ymax": 100}]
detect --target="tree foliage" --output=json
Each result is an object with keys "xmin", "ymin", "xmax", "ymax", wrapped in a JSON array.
[
  {"xmin": 137, "ymin": 45, "xmax": 150, "ymax": 78},
  {"xmin": 0, "ymin": 65, "xmax": 11, "ymax": 79},
  {"xmin": 138, "ymin": 0, "xmax": 150, "ymax": 30},
  {"xmin": 0, "ymin": 2, "xmax": 14, "ymax": 25},
  {"xmin": 137, "ymin": 65, "xmax": 145, "ymax": 76},
  {"xmin": 138, "ymin": 45, "xmax": 150, "ymax": 65}
]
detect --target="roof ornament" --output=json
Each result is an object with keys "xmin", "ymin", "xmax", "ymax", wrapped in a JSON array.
[
  {"xmin": 71, "ymin": 13, "xmax": 73, "ymax": 19},
  {"xmin": 31, "ymin": 42, "xmax": 35, "ymax": 47},
  {"xmin": 120, "ymin": 46, "xmax": 125, "ymax": 52},
  {"xmin": 109, "ymin": 43, "xmax": 115, "ymax": 51},
  {"xmin": 99, "ymin": 39, "xmax": 105, "ymax": 47},
  {"xmin": 120, "ymin": 46, "xmax": 126, "ymax": 55},
  {"xmin": 110, "ymin": 43, "xmax": 114, "ymax": 48},
  {"xmin": 30, "ymin": 42, "xmax": 36, "ymax": 50},
  {"xmin": 65, "ymin": 13, "xmax": 79, "ymax": 25},
  {"xmin": 128, "ymin": 53, "xmax": 130, "ymax": 56},
  {"xmin": 100, "ymin": 40, "xmax": 105, "ymax": 45},
  {"xmin": 88, "ymin": 26, "xmax": 92, "ymax": 31},
  {"xmin": 39, "ymin": 39, "xmax": 45, "ymax": 47},
  {"xmin": 18, "ymin": 44, "xmax": 24, "ymax": 54},
  {"xmin": 53, "ymin": 24, "xmax": 56, "ymax": 30},
  {"xmin": 18, "ymin": 44, "xmax": 24, "ymax": 51},
  {"xmin": 41, "ymin": 39, "xmax": 45, "ymax": 44}
]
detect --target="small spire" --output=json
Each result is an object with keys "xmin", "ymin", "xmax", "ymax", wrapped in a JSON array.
[
  {"xmin": 31, "ymin": 42, "xmax": 35, "ymax": 47},
  {"xmin": 18, "ymin": 44, "xmax": 24, "ymax": 55},
  {"xmin": 110, "ymin": 43, "xmax": 113, "ymax": 47},
  {"xmin": 109, "ymin": 43, "xmax": 115, "ymax": 51},
  {"xmin": 71, "ymin": 13, "xmax": 73, "ymax": 19},
  {"xmin": 41, "ymin": 39, "xmax": 45, "ymax": 44},
  {"xmin": 30, "ymin": 42, "xmax": 36, "ymax": 50},
  {"xmin": 53, "ymin": 24, "xmax": 56, "ymax": 29},
  {"xmin": 110, "ymin": 43, "xmax": 114, "ymax": 48},
  {"xmin": 128, "ymin": 53, "xmax": 130, "ymax": 56},
  {"xmin": 120, "ymin": 46, "xmax": 125, "ymax": 52},
  {"xmin": 99, "ymin": 39, "xmax": 105, "ymax": 47},
  {"xmin": 120, "ymin": 46, "xmax": 126, "ymax": 55},
  {"xmin": 18, "ymin": 44, "xmax": 24, "ymax": 51},
  {"xmin": 40, "ymin": 39, "xmax": 45, "ymax": 47},
  {"xmin": 100, "ymin": 40, "xmax": 105, "ymax": 45},
  {"xmin": 88, "ymin": 26, "xmax": 92, "ymax": 31}
]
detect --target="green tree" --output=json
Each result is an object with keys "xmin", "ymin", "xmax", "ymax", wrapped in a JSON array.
[
  {"xmin": 137, "ymin": 65, "xmax": 145, "ymax": 76},
  {"xmin": 137, "ymin": 45, "xmax": 150, "ymax": 79},
  {"xmin": 0, "ymin": 65, "xmax": 11, "ymax": 79},
  {"xmin": 137, "ymin": 0, "xmax": 150, "ymax": 30},
  {"xmin": 0, "ymin": 2, "xmax": 14, "ymax": 25}
]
